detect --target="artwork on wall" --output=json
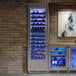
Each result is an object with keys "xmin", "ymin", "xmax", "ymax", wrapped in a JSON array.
[{"xmin": 58, "ymin": 11, "xmax": 76, "ymax": 37}]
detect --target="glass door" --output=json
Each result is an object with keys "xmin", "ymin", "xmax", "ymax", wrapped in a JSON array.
[
  {"xmin": 30, "ymin": 8, "xmax": 47, "ymax": 59},
  {"xmin": 49, "ymin": 45, "xmax": 68, "ymax": 72},
  {"xmin": 69, "ymin": 46, "xmax": 76, "ymax": 70}
]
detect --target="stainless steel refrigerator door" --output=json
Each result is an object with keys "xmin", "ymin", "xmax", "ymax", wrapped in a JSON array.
[{"xmin": 28, "ymin": 3, "xmax": 49, "ymax": 73}]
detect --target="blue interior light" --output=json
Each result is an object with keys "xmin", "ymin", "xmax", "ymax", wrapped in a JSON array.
[
  {"xmin": 50, "ymin": 56, "xmax": 66, "ymax": 68},
  {"xmin": 50, "ymin": 47, "xmax": 67, "ymax": 51},
  {"xmin": 30, "ymin": 8, "xmax": 46, "ymax": 59},
  {"xmin": 70, "ymin": 47, "xmax": 76, "ymax": 68},
  {"xmin": 50, "ymin": 51, "xmax": 66, "ymax": 55}
]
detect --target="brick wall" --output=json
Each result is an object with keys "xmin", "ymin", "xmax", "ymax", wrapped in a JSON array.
[
  {"xmin": 28, "ymin": 0, "xmax": 76, "ymax": 3},
  {"xmin": 51, "ymin": 0, "xmax": 76, "ymax": 2},
  {"xmin": 0, "ymin": 0, "xmax": 28, "ymax": 74}
]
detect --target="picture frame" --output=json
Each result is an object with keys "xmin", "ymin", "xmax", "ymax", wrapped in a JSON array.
[{"xmin": 58, "ymin": 11, "xmax": 76, "ymax": 37}]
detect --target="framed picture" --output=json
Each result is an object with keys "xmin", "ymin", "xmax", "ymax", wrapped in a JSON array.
[{"xmin": 58, "ymin": 11, "xmax": 76, "ymax": 37}]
